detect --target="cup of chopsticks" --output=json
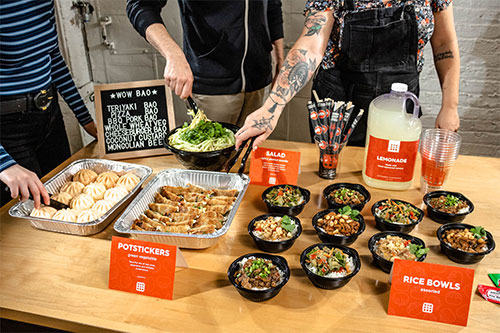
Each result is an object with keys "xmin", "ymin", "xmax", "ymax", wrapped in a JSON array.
[{"xmin": 308, "ymin": 91, "xmax": 364, "ymax": 179}]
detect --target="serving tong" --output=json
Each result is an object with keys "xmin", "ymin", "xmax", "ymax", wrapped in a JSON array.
[
  {"xmin": 224, "ymin": 136, "xmax": 256, "ymax": 176},
  {"xmin": 187, "ymin": 96, "xmax": 200, "ymax": 114},
  {"xmin": 4, "ymin": 187, "xmax": 69, "ymax": 210}
]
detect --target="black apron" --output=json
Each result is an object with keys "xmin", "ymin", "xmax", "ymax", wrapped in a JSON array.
[{"xmin": 311, "ymin": 0, "xmax": 420, "ymax": 147}]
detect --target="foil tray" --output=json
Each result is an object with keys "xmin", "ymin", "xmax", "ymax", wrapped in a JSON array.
[
  {"xmin": 9, "ymin": 159, "xmax": 152, "ymax": 236},
  {"xmin": 114, "ymin": 169, "xmax": 250, "ymax": 249}
]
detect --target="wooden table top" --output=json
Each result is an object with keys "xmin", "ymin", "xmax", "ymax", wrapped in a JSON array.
[{"xmin": 0, "ymin": 140, "xmax": 498, "ymax": 332}]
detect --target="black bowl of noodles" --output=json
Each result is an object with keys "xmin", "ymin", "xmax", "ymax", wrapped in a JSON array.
[
  {"xmin": 227, "ymin": 253, "xmax": 290, "ymax": 302},
  {"xmin": 164, "ymin": 122, "xmax": 239, "ymax": 171}
]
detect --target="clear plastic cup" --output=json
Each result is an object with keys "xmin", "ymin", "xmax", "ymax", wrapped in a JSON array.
[
  {"xmin": 420, "ymin": 129, "xmax": 461, "ymax": 193},
  {"xmin": 315, "ymin": 138, "xmax": 342, "ymax": 179}
]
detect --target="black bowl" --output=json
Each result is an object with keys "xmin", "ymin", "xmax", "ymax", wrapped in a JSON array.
[
  {"xmin": 248, "ymin": 214, "xmax": 302, "ymax": 253},
  {"xmin": 262, "ymin": 184, "xmax": 311, "ymax": 216},
  {"xmin": 227, "ymin": 253, "xmax": 290, "ymax": 302},
  {"xmin": 371, "ymin": 199, "xmax": 424, "ymax": 233},
  {"xmin": 311, "ymin": 209, "xmax": 366, "ymax": 246},
  {"xmin": 423, "ymin": 191, "xmax": 474, "ymax": 224},
  {"xmin": 164, "ymin": 122, "xmax": 239, "ymax": 171},
  {"xmin": 368, "ymin": 232, "xmax": 427, "ymax": 273},
  {"xmin": 300, "ymin": 243, "xmax": 361, "ymax": 289},
  {"xmin": 436, "ymin": 223, "xmax": 495, "ymax": 264},
  {"xmin": 323, "ymin": 183, "xmax": 371, "ymax": 211}
]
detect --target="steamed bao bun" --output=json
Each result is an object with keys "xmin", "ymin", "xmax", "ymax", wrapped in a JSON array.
[
  {"xmin": 76, "ymin": 209, "xmax": 99, "ymax": 223},
  {"xmin": 51, "ymin": 192, "xmax": 72, "ymax": 205},
  {"xmin": 104, "ymin": 186, "xmax": 128, "ymax": 204},
  {"xmin": 116, "ymin": 172, "xmax": 140, "ymax": 191},
  {"xmin": 91, "ymin": 200, "xmax": 115, "ymax": 217},
  {"xmin": 60, "ymin": 181, "xmax": 85, "ymax": 197},
  {"xmin": 30, "ymin": 206, "xmax": 57, "ymax": 219},
  {"xmin": 70, "ymin": 193, "xmax": 95, "ymax": 211},
  {"xmin": 52, "ymin": 208, "xmax": 79, "ymax": 222},
  {"xmin": 73, "ymin": 169, "xmax": 98, "ymax": 185},
  {"xmin": 83, "ymin": 182, "xmax": 107, "ymax": 201},
  {"xmin": 95, "ymin": 171, "xmax": 120, "ymax": 189}
]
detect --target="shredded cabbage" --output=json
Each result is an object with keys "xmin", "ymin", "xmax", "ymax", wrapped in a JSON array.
[{"xmin": 168, "ymin": 109, "xmax": 235, "ymax": 152}]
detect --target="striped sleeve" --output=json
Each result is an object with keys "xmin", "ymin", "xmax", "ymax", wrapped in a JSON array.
[
  {"xmin": 0, "ymin": 145, "xmax": 17, "ymax": 172},
  {"xmin": 49, "ymin": 48, "xmax": 93, "ymax": 126}
]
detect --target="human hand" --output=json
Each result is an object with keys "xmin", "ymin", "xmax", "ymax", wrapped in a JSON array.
[
  {"xmin": 435, "ymin": 107, "xmax": 460, "ymax": 132},
  {"xmin": 83, "ymin": 121, "xmax": 98, "ymax": 138},
  {"xmin": 164, "ymin": 50, "xmax": 193, "ymax": 99},
  {"xmin": 0, "ymin": 164, "xmax": 49, "ymax": 209},
  {"xmin": 235, "ymin": 102, "xmax": 283, "ymax": 150}
]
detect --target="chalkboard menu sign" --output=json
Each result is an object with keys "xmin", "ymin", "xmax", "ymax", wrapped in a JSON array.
[{"xmin": 94, "ymin": 80, "xmax": 175, "ymax": 159}]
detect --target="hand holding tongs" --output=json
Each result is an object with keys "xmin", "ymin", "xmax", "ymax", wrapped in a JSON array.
[{"xmin": 224, "ymin": 137, "xmax": 256, "ymax": 176}]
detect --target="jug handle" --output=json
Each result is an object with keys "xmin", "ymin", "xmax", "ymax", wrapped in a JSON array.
[{"xmin": 404, "ymin": 91, "xmax": 420, "ymax": 119}]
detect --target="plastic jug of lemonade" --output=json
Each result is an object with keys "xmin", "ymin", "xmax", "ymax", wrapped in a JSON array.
[{"xmin": 362, "ymin": 83, "xmax": 422, "ymax": 190}]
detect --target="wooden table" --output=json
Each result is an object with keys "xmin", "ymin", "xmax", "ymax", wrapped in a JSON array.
[{"xmin": 1, "ymin": 140, "xmax": 498, "ymax": 332}]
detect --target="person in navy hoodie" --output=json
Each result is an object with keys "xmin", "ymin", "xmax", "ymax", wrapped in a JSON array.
[{"xmin": 127, "ymin": 0, "xmax": 284, "ymax": 126}]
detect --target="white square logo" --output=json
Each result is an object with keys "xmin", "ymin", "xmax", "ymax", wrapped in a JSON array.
[
  {"xmin": 422, "ymin": 302, "xmax": 434, "ymax": 314},
  {"xmin": 268, "ymin": 177, "xmax": 276, "ymax": 185},
  {"xmin": 136, "ymin": 281, "xmax": 145, "ymax": 292},
  {"xmin": 388, "ymin": 140, "xmax": 401, "ymax": 153}
]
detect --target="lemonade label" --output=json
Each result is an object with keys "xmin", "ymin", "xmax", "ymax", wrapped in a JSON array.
[{"xmin": 365, "ymin": 136, "xmax": 419, "ymax": 182}]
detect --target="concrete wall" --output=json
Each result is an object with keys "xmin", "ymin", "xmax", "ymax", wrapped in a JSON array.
[{"xmin": 58, "ymin": 0, "xmax": 499, "ymax": 157}]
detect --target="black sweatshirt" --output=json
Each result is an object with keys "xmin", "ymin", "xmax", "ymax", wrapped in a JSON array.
[{"xmin": 127, "ymin": 0, "xmax": 284, "ymax": 95}]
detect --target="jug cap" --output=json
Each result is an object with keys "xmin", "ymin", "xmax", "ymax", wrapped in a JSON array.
[{"xmin": 391, "ymin": 83, "xmax": 408, "ymax": 93}]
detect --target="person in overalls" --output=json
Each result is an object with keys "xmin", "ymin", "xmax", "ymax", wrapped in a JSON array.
[{"xmin": 235, "ymin": 0, "xmax": 459, "ymax": 149}]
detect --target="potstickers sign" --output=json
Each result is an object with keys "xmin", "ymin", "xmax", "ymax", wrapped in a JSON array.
[{"xmin": 94, "ymin": 80, "xmax": 176, "ymax": 159}]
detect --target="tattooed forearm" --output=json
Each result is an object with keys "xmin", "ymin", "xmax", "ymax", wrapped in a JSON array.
[
  {"xmin": 252, "ymin": 115, "xmax": 275, "ymax": 131},
  {"xmin": 304, "ymin": 11, "xmax": 327, "ymax": 36},
  {"xmin": 270, "ymin": 48, "xmax": 317, "ymax": 105},
  {"xmin": 434, "ymin": 50, "xmax": 454, "ymax": 62}
]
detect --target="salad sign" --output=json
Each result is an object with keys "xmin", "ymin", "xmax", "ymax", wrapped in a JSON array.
[
  {"xmin": 94, "ymin": 80, "xmax": 176, "ymax": 159},
  {"xmin": 388, "ymin": 259, "xmax": 474, "ymax": 326},
  {"xmin": 249, "ymin": 147, "xmax": 301, "ymax": 186}
]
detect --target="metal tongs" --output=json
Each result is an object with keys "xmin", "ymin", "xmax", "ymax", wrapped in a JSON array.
[
  {"xmin": 224, "ymin": 136, "xmax": 256, "ymax": 175},
  {"xmin": 187, "ymin": 96, "xmax": 200, "ymax": 114}
]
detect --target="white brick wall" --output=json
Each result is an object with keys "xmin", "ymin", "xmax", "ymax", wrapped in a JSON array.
[{"xmin": 271, "ymin": 0, "xmax": 500, "ymax": 157}]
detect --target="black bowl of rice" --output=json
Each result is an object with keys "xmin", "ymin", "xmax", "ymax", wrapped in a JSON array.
[
  {"xmin": 248, "ymin": 213, "xmax": 302, "ymax": 253},
  {"xmin": 227, "ymin": 253, "xmax": 290, "ymax": 302},
  {"xmin": 300, "ymin": 243, "xmax": 361, "ymax": 289},
  {"xmin": 371, "ymin": 199, "xmax": 423, "ymax": 233},
  {"xmin": 423, "ymin": 191, "xmax": 474, "ymax": 224},
  {"xmin": 164, "ymin": 122, "xmax": 239, "ymax": 171},
  {"xmin": 262, "ymin": 184, "xmax": 311, "ymax": 217},
  {"xmin": 436, "ymin": 223, "xmax": 495, "ymax": 264},
  {"xmin": 311, "ymin": 209, "xmax": 366, "ymax": 246},
  {"xmin": 368, "ymin": 232, "xmax": 427, "ymax": 273}
]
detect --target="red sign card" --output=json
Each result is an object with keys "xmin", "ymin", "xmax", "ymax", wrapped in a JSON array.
[
  {"xmin": 388, "ymin": 259, "xmax": 475, "ymax": 326},
  {"xmin": 249, "ymin": 147, "xmax": 301, "ymax": 186},
  {"xmin": 109, "ymin": 236, "xmax": 177, "ymax": 300}
]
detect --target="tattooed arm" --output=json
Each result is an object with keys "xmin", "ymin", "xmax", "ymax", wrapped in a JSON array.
[
  {"xmin": 431, "ymin": 3, "xmax": 460, "ymax": 131},
  {"xmin": 235, "ymin": 10, "xmax": 334, "ymax": 149}
]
